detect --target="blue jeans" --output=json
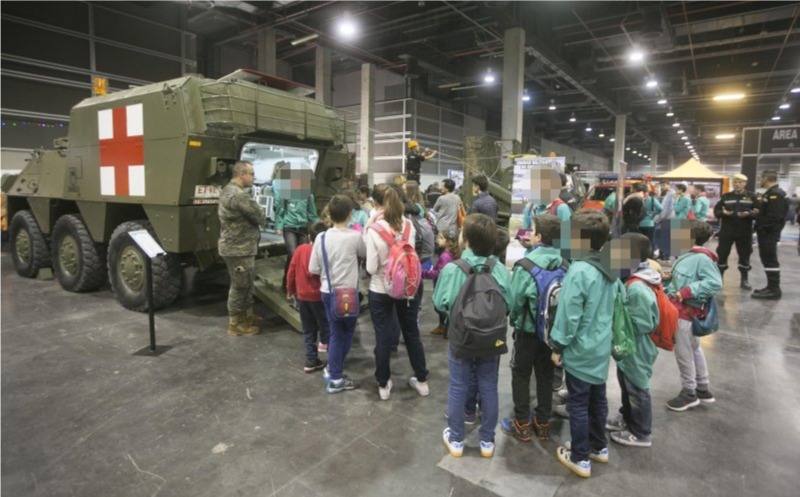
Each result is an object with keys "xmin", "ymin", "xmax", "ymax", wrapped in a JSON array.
[
  {"xmin": 447, "ymin": 349, "xmax": 499, "ymax": 443},
  {"xmin": 298, "ymin": 299, "xmax": 329, "ymax": 363},
  {"xmin": 656, "ymin": 221, "xmax": 670, "ymax": 259},
  {"xmin": 321, "ymin": 293, "xmax": 357, "ymax": 381},
  {"xmin": 616, "ymin": 368, "xmax": 652, "ymax": 439},
  {"xmin": 566, "ymin": 371, "xmax": 608, "ymax": 463},
  {"xmin": 369, "ymin": 291, "xmax": 428, "ymax": 387}
]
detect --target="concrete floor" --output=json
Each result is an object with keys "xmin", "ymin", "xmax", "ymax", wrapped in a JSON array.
[{"xmin": 2, "ymin": 229, "xmax": 799, "ymax": 497}]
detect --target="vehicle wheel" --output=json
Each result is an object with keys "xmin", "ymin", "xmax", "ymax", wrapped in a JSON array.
[
  {"xmin": 9, "ymin": 210, "xmax": 51, "ymax": 278},
  {"xmin": 51, "ymin": 214, "xmax": 107, "ymax": 292},
  {"xmin": 107, "ymin": 220, "xmax": 182, "ymax": 311}
]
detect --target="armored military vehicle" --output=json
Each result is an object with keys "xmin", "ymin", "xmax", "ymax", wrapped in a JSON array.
[{"xmin": 5, "ymin": 69, "xmax": 355, "ymax": 328}]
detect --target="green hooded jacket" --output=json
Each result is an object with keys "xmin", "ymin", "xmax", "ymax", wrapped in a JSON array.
[
  {"xmin": 674, "ymin": 194, "xmax": 691, "ymax": 219},
  {"xmin": 550, "ymin": 253, "xmax": 616, "ymax": 385},
  {"xmin": 617, "ymin": 264, "xmax": 661, "ymax": 389},
  {"xmin": 432, "ymin": 249, "xmax": 511, "ymax": 316},
  {"xmin": 509, "ymin": 245, "xmax": 564, "ymax": 333},
  {"xmin": 694, "ymin": 195, "xmax": 710, "ymax": 220},
  {"xmin": 273, "ymin": 191, "xmax": 319, "ymax": 230},
  {"xmin": 665, "ymin": 249, "xmax": 722, "ymax": 305}
]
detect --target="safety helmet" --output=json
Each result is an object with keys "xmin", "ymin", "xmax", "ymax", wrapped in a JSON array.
[{"xmin": 407, "ymin": 140, "xmax": 419, "ymax": 149}]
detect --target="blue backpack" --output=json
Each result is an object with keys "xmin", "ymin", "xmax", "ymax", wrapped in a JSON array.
[{"xmin": 514, "ymin": 257, "xmax": 569, "ymax": 344}]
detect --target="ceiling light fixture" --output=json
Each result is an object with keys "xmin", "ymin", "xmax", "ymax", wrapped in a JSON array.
[
  {"xmin": 522, "ymin": 93, "xmax": 531, "ymax": 102},
  {"xmin": 646, "ymin": 79, "xmax": 658, "ymax": 89},
  {"xmin": 598, "ymin": 131, "xmax": 605, "ymax": 138},
  {"xmin": 585, "ymin": 124, "xmax": 593, "ymax": 132},
  {"xmin": 677, "ymin": 129, "xmax": 685, "ymax": 134},
  {"xmin": 335, "ymin": 15, "xmax": 359, "ymax": 41},
  {"xmin": 779, "ymin": 102, "xmax": 790, "ymax": 110},
  {"xmin": 483, "ymin": 71, "xmax": 496, "ymax": 84},
  {"xmin": 771, "ymin": 115, "xmax": 781, "ymax": 121},
  {"xmin": 628, "ymin": 48, "xmax": 645, "ymax": 64},
  {"xmin": 291, "ymin": 33, "xmax": 320, "ymax": 46},
  {"xmin": 681, "ymin": 136, "xmax": 688, "ymax": 140},
  {"xmin": 626, "ymin": 147, "xmax": 631, "ymax": 151},
  {"xmin": 666, "ymin": 111, "xmax": 674, "ymax": 117},
  {"xmin": 609, "ymin": 138, "xmax": 615, "ymax": 142},
  {"xmin": 672, "ymin": 122, "xmax": 680, "ymax": 127},
  {"xmin": 790, "ymin": 87, "xmax": 800, "ymax": 93},
  {"xmin": 569, "ymin": 113, "xmax": 577, "ymax": 123},
  {"xmin": 715, "ymin": 133, "xmax": 735, "ymax": 140},
  {"xmin": 657, "ymin": 99, "xmax": 667, "ymax": 105},
  {"xmin": 712, "ymin": 92, "xmax": 746, "ymax": 102},
  {"xmin": 548, "ymin": 99, "xmax": 556, "ymax": 111}
]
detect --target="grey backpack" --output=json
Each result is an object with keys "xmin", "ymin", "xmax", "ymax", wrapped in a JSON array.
[{"xmin": 448, "ymin": 258, "xmax": 509, "ymax": 359}]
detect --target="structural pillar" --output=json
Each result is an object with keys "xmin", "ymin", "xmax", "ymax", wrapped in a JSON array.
[
  {"xmin": 501, "ymin": 27, "xmax": 525, "ymax": 162},
  {"xmin": 650, "ymin": 142, "xmax": 659, "ymax": 174},
  {"xmin": 612, "ymin": 114, "xmax": 627, "ymax": 210},
  {"xmin": 315, "ymin": 45, "xmax": 332, "ymax": 105},
  {"xmin": 360, "ymin": 63, "xmax": 375, "ymax": 184},
  {"xmin": 256, "ymin": 27, "xmax": 277, "ymax": 75}
]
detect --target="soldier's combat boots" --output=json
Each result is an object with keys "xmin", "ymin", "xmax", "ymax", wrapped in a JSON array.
[
  {"xmin": 752, "ymin": 272, "xmax": 781, "ymax": 300},
  {"xmin": 227, "ymin": 314, "xmax": 261, "ymax": 336},
  {"xmin": 244, "ymin": 307, "xmax": 263, "ymax": 328}
]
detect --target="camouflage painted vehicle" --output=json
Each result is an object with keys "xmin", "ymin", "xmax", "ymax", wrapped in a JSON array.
[{"xmin": 4, "ymin": 70, "xmax": 355, "ymax": 329}]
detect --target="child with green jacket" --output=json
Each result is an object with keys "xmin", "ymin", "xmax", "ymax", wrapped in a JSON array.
[
  {"xmin": 607, "ymin": 233, "xmax": 661, "ymax": 448},
  {"xmin": 665, "ymin": 221, "xmax": 722, "ymax": 412},
  {"xmin": 501, "ymin": 214, "xmax": 565, "ymax": 443},
  {"xmin": 550, "ymin": 211, "xmax": 617, "ymax": 479},
  {"xmin": 434, "ymin": 214, "xmax": 510, "ymax": 459}
]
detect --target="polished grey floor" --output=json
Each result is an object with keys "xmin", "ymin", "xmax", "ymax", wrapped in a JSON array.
[{"xmin": 2, "ymin": 228, "xmax": 799, "ymax": 497}]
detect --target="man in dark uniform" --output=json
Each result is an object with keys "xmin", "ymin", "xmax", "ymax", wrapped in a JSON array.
[
  {"xmin": 752, "ymin": 170, "xmax": 789, "ymax": 300},
  {"xmin": 714, "ymin": 173, "xmax": 759, "ymax": 289},
  {"xmin": 405, "ymin": 139, "xmax": 436, "ymax": 184}
]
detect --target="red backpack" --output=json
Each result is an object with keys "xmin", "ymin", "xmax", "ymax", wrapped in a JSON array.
[
  {"xmin": 626, "ymin": 276, "xmax": 679, "ymax": 351},
  {"xmin": 548, "ymin": 198, "xmax": 565, "ymax": 215},
  {"xmin": 370, "ymin": 219, "xmax": 421, "ymax": 300}
]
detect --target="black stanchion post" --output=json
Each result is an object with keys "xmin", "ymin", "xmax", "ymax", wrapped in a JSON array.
[
  {"xmin": 145, "ymin": 255, "xmax": 156, "ymax": 352},
  {"xmin": 130, "ymin": 231, "xmax": 171, "ymax": 357}
]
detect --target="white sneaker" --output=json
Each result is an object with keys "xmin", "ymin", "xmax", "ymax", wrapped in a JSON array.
[
  {"xmin": 409, "ymin": 377, "xmax": 430, "ymax": 397},
  {"xmin": 564, "ymin": 441, "xmax": 609, "ymax": 463},
  {"xmin": 556, "ymin": 446, "xmax": 591, "ymax": 478},
  {"xmin": 442, "ymin": 427, "xmax": 464, "ymax": 457},
  {"xmin": 378, "ymin": 379, "xmax": 393, "ymax": 401},
  {"xmin": 480, "ymin": 440, "xmax": 495, "ymax": 458}
]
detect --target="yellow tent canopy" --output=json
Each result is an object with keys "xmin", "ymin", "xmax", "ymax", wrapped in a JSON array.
[{"xmin": 658, "ymin": 158, "xmax": 724, "ymax": 179}]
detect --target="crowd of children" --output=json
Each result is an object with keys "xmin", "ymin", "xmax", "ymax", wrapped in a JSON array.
[{"xmin": 283, "ymin": 179, "xmax": 724, "ymax": 480}]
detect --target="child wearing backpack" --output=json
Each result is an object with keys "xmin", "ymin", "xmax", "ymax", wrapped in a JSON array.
[
  {"xmin": 606, "ymin": 232, "xmax": 664, "ymax": 448},
  {"xmin": 434, "ymin": 213, "xmax": 510, "ymax": 459},
  {"xmin": 309, "ymin": 195, "xmax": 366, "ymax": 394},
  {"xmin": 287, "ymin": 221, "xmax": 330, "ymax": 373},
  {"xmin": 501, "ymin": 214, "xmax": 565, "ymax": 443},
  {"xmin": 366, "ymin": 187, "xmax": 428, "ymax": 401},
  {"xmin": 665, "ymin": 221, "xmax": 722, "ymax": 412},
  {"xmin": 423, "ymin": 231, "xmax": 460, "ymax": 336},
  {"xmin": 550, "ymin": 210, "xmax": 617, "ymax": 478}
]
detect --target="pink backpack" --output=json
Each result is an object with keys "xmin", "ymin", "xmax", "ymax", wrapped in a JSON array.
[{"xmin": 371, "ymin": 219, "xmax": 422, "ymax": 299}]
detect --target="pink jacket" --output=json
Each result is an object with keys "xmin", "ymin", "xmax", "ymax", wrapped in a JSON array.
[{"xmin": 423, "ymin": 250, "xmax": 455, "ymax": 280}]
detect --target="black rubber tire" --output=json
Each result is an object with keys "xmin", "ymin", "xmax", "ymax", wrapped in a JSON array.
[
  {"xmin": 9, "ymin": 210, "xmax": 51, "ymax": 278},
  {"xmin": 107, "ymin": 220, "xmax": 182, "ymax": 312},
  {"xmin": 51, "ymin": 214, "xmax": 107, "ymax": 292}
]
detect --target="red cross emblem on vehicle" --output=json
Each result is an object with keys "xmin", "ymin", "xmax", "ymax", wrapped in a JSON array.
[{"xmin": 97, "ymin": 104, "xmax": 145, "ymax": 196}]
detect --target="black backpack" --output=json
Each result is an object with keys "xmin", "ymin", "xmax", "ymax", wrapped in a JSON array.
[{"xmin": 448, "ymin": 258, "xmax": 509, "ymax": 359}]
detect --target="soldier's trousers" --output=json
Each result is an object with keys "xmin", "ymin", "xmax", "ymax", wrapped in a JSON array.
[
  {"xmin": 223, "ymin": 255, "xmax": 255, "ymax": 315},
  {"xmin": 757, "ymin": 228, "xmax": 782, "ymax": 287},
  {"xmin": 716, "ymin": 231, "xmax": 752, "ymax": 273}
]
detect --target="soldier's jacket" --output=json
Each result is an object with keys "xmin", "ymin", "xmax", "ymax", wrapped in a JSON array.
[
  {"xmin": 755, "ymin": 184, "xmax": 788, "ymax": 232},
  {"xmin": 218, "ymin": 182, "xmax": 266, "ymax": 257},
  {"xmin": 714, "ymin": 189, "xmax": 759, "ymax": 237}
]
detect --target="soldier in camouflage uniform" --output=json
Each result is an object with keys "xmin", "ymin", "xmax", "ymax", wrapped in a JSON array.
[{"xmin": 218, "ymin": 161, "xmax": 266, "ymax": 335}]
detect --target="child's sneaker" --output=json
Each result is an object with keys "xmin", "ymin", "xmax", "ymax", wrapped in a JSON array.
[
  {"xmin": 564, "ymin": 441, "xmax": 608, "ymax": 463},
  {"xmin": 501, "ymin": 417, "xmax": 532, "ymax": 443},
  {"xmin": 666, "ymin": 389, "xmax": 700, "ymax": 412},
  {"xmin": 610, "ymin": 430, "xmax": 652, "ymax": 447},
  {"xmin": 408, "ymin": 377, "xmax": 430, "ymax": 397},
  {"xmin": 696, "ymin": 386, "xmax": 715, "ymax": 404},
  {"xmin": 556, "ymin": 446, "xmax": 591, "ymax": 478},
  {"xmin": 326, "ymin": 376, "xmax": 357, "ymax": 394},
  {"xmin": 378, "ymin": 379, "xmax": 393, "ymax": 401},
  {"xmin": 480, "ymin": 440, "xmax": 495, "ymax": 458},
  {"xmin": 317, "ymin": 342, "xmax": 328, "ymax": 353},
  {"xmin": 605, "ymin": 413, "xmax": 627, "ymax": 431},
  {"xmin": 552, "ymin": 404, "xmax": 569, "ymax": 418},
  {"xmin": 303, "ymin": 358, "xmax": 326, "ymax": 373},
  {"xmin": 531, "ymin": 417, "xmax": 550, "ymax": 441},
  {"xmin": 322, "ymin": 367, "xmax": 331, "ymax": 383},
  {"xmin": 442, "ymin": 427, "xmax": 464, "ymax": 457}
]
